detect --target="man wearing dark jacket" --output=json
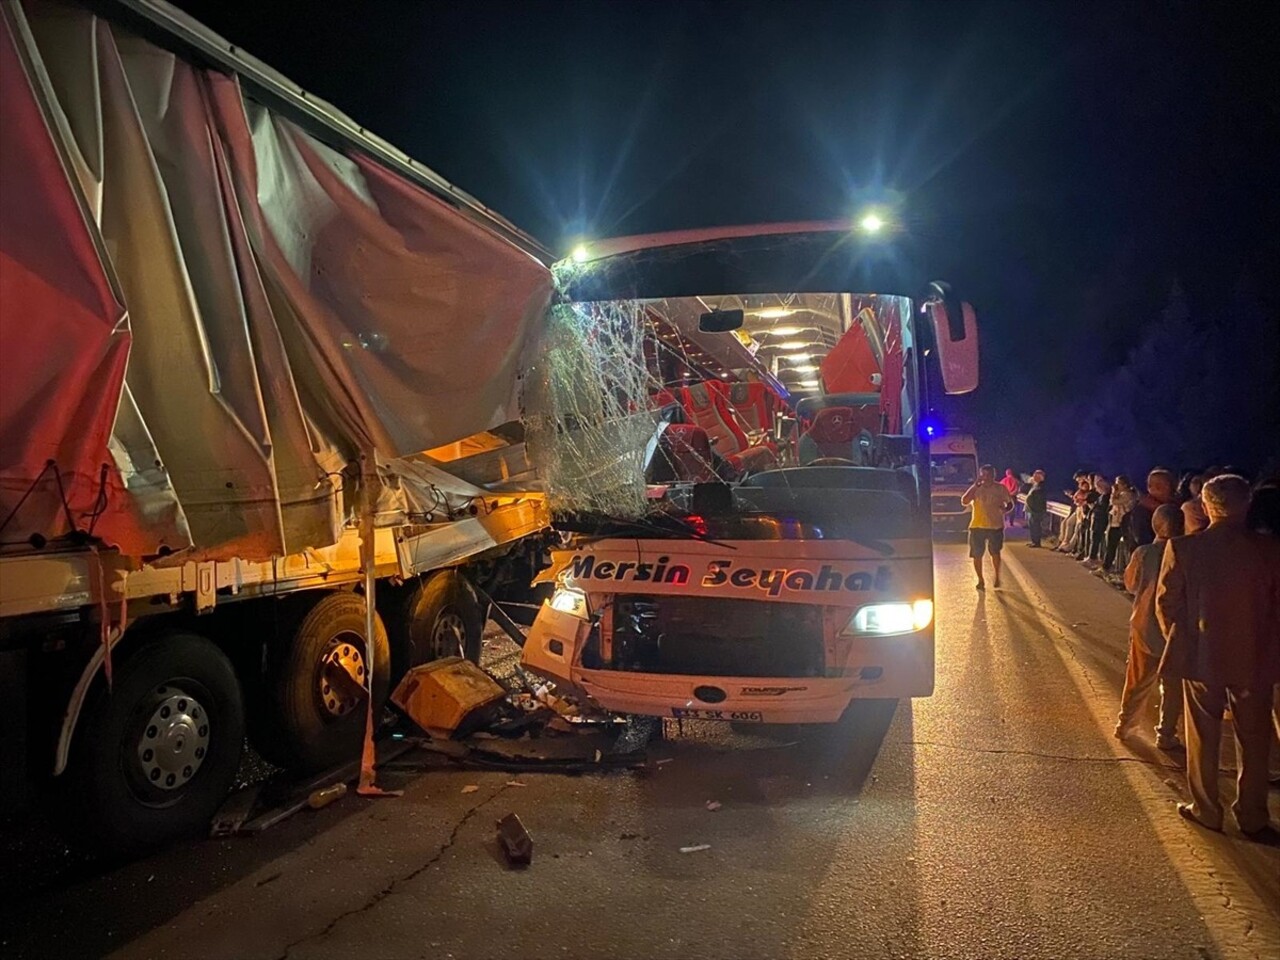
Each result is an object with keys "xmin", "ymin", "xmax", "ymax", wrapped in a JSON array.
[
  {"xmin": 1075, "ymin": 479, "xmax": 1101, "ymax": 559},
  {"xmin": 1086, "ymin": 475, "xmax": 1112, "ymax": 565},
  {"xmin": 1026, "ymin": 469, "xmax": 1048, "ymax": 547},
  {"xmin": 1157, "ymin": 475, "xmax": 1280, "ymax": 837}
]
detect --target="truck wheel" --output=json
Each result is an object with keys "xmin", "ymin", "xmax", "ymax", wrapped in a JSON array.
[
  {"xmin": 65, "ymin": 633, "xmax": 245, "ymax": 855},
  {"xmin": 403, "ymin": 570, "xmax": 484, "ymax": 666},
  {"xmin": 258, "ymin": 592, "xmax": 390, "ymax": 774}
]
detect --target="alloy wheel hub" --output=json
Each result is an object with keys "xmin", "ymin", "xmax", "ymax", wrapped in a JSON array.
[{"xmin": 136, "ymin": 688, "xmax": 210, "ymax": 790}]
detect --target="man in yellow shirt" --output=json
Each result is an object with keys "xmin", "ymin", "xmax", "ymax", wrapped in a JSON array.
[{"xmin": 962, "ymin": 463, "xmax": 1014, "ymax": 590}]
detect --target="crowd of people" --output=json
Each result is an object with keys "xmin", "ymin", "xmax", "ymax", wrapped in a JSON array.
[{"xmin": 1009, "ymin": 466, "xmax": 1280, "ymax": 841}]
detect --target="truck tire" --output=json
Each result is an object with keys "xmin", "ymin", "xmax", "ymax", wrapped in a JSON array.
[
  {"xmin": 402, "ymin": 570, "xmax": 484, "ymax": 667},
  {"xmin": 257, "ymin": 592, "xmax": 390, "ymax": 774},
  {"xmin": 64, "ymin": 632, "xmax": 245, "ymax": 855}
]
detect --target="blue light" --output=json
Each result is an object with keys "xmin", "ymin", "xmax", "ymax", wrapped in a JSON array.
[{"xmin": 921, "ymin": 416, "xmax": 943, "ymax": 440}]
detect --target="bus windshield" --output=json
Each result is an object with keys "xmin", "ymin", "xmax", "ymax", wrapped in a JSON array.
[{"xmin": 525, "ymin": 290, "xmax": 927, "ymax": 538}]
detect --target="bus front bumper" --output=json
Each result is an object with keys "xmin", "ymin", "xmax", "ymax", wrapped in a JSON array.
[{"xmin": 522, "ymin": 606, "xmax": 934, "ymax": 723}]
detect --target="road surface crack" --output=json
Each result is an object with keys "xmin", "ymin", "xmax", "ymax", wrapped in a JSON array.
[
  {"xmin": 906, "ymin": 739, "xmax": 1181, "ymax": 769},
  {"xmin": 273, "ymin": 783, "xmax": 512, "ymax": 960}
]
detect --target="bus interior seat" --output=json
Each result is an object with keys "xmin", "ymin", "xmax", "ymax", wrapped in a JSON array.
[
  {"xmin": 795, "ymin": 392, "xmax": 882, "ymax": 424},
  {"xmin": 726, "ymin": 444, "xmax": 779, "ymax": 476},
  {"xmin": 726, "ymin": 382, "xmax": 778, "ymax": 435},
  {"xmin": 798, "ymin": 406, "xmax": 877, "ymax": 465},
  {"xmin": 682, "ymin": 381, "xmax": 750, "ymax": 455},
  {"xmin": 646, "ymin": 423, "xmax": 718, "ymax": 484}
]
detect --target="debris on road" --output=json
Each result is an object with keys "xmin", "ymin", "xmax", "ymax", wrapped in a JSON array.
[
  {"xmin": 210, "ymin": 783, "xmax": 262, "ymax": 837},
  {"xmin": 415, "ymin": 735, "xmax": 647, "ymax": 775},
  {"xmin": 307, "ymin": 783, "xmax": 347, "ymax": 809},
  {"xmin": 680, "ymin": 844, "xmax": 712, "ymax": 854},
  {"xmin": 506, "ymin": 780, "xmax": 528, "ymax": 788},
  {"xmin": 461, "ymin": 784, "xmax": 480, "ymax": 794},
  {"xmin": 705, "ymin": 801, "xmax": 722, "ymax": 812},
  {"xmin": 496, "ymin": 813, "xmax": 533, "ymax": 866},
  {"xmin": 212, "ymin": 738, "xmax": 418, "ymax": 837},
  {"xmin": 391, "ymin": 657, "xmax": 508, "ymax": 739}
]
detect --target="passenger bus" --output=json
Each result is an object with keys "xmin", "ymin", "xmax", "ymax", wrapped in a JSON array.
[{"xmin": 521, "ymin": 224, "xmax": 979, "ymax": 722}]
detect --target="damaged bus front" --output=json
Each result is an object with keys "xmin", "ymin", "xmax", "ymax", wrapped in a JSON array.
[{"xmin": 520, "ymin": 224, "xmax": 979, "ymax": 723}]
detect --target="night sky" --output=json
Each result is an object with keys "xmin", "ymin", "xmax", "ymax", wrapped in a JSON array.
[{"xmin": 171, "ymin": 0, "xmax": 1278, "ymax": 480}]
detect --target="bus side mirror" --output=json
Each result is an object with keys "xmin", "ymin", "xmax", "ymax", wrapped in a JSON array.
[{"xmin": 927, "ymin": 300, "xmax": 979, "ymax": 395}]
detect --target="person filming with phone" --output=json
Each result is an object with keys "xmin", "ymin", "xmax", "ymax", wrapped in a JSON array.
[{"xmin": 962, "ymin": 463, "xmax": 1015, "ymax": 590}]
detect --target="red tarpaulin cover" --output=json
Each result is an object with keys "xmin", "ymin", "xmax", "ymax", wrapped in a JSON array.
[
  {"xmin": 0, "ymin": 14, "xmax": 164, "ymax": 556},
  {"xmin": 1, "ymin": 2, "xmax": 552, "ymax": 560}
]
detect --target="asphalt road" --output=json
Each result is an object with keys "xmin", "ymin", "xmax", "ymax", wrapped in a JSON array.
[{"xmin": 3, "ymin": 537, "xmax": 1278, "ymax": 960}]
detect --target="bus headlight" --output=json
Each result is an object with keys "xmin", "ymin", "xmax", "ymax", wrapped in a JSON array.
[
  {"xmin": 549, "ymin": 587, "xmax": 589, "ymax": 619},
  {"xmin": 842, "ymin": 600, "xmax": 933, "ymax": 636}
]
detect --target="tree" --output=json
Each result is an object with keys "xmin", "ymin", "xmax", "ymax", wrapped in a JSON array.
[{"xmin": 1074, "ymin": 277, "xmax": 1280, "ymax": 479}]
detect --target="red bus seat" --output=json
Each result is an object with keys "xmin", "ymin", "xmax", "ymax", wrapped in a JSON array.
[
  {"xmin": 647, "ymin": 424, "xmax": 718, "ymax": 483},
  {"xmin": 681, "ymin": 381, "xmax": 750, "ymax": 455},
  {"xmin": 726, "ymin": 444, "xmax": 779, "ymax": 475},
  {"xmin": 725, "ymin": 381, "xmax": 778, "ymax": 435}
]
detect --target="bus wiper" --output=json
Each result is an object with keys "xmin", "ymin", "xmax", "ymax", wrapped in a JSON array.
[
  {"xmin": 663, "ymin": 513, "xmax": 737, "ymax": 550},
  {"xmin": 567, "ymin": 511, "xmax": 736, "ymax": 549}
]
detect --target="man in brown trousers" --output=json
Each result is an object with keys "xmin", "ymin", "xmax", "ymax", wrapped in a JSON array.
[
  {"xmin": 1157, "ymin": 474, "xmax": 1280, "ymax": 837},
  {"xmin": 1116, "ymin": 503, "xmax": 1185, "ymax": 749}
]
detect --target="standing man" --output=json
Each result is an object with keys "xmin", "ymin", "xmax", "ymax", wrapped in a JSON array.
[
  {"xmin": 1085, "ymin": 475, "xmax": 1112, "ymax": 567},
  {"xmin": 1058, "ymin": 472, "xmax": 1085, "ymax": 553},
  {"xmin": 1129, "ymin": 468, "xmax": 1176, "ymax": 547},
  {"xmin": 1025, "ymin": 469, "xmax": 1048, "ymax": 548},
  {"xmin": 1001, "ymin": 468, "xmax": 1022, "ymax": 523},
  {"xmin": 962, "ymin": 463, "xmax": 1014, "ymax": 590},
  {"xmin": 1157, "ymin": 475, "xmax": 1280, "ymax": 838},
  {"xmin": 1116, "ymin": 504, "xmax": 1185, "ymax": 749}
]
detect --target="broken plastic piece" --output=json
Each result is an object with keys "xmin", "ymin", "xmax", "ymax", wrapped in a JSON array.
[
  {"xmin": 308, "ymin": 782, "xmax": 348, "ymax": 810},
  {"xmin": 680, "ymin": 844, "xmax": 711, "ymax": 854},
  {"xmin": 496, "ymin": 813, "xmax": 533, "ymax": 866},
  {"xmin": 391, "ymin": 657, "xmax": 507, "ymax": 739}
]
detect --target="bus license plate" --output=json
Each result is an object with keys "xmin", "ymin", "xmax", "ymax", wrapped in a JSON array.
[{"xmin": 671, "ymin": 708, "xmax": 763, "ymax": 722}]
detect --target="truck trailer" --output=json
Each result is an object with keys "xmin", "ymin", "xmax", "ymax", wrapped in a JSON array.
[{"xmin": 0, "ymin": 0, "xmax": 556, "ymax": 851}]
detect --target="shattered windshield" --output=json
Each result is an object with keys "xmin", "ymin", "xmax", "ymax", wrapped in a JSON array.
[{"xmin": 522, "ymin": 289, "xmax": 925, "ymax": 536}]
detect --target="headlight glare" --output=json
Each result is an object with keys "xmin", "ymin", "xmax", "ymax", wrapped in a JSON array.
[
  {"xmin": 844, "ymin": 599, "xmax": 933, "ymax": 636},
  {"xmin": 549, "ymin": 587, "xmax": 589, "ymax": 618}
]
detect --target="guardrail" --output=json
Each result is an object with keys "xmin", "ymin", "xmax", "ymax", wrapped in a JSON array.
[
  {"xmin": 1016, "ymin": 493, "xmax": 1072, "ymax": 518},
  {"xmin": 1017, "ymin": 493, "xmax": 1072, "ymax": 538}
]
